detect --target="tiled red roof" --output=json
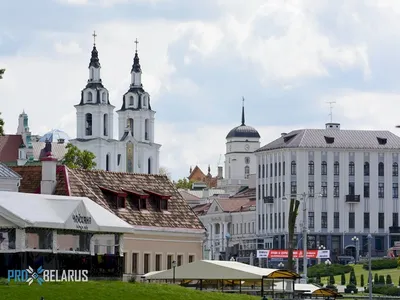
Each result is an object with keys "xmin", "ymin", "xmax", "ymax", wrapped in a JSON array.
[
  {"xmin": 192, "ymin": 203, "xmax": 211, "ymax": 216},
  {"xmin": 12, "ymin": 165, "xmax": 204, "ymax": 230},
  {"xmin": 230, "ymin": 187, "xmax": 256, "ymax": 200},
  {"xmin": 0, "ymin": 135, "xmax": 23, "ymax": 162}
]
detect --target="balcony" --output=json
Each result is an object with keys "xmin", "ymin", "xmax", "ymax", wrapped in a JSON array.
[
  {"xmin": 389, "ymin": 226, "xmax": 400, "ymax": 234},
  {"xmin": 345, "ymin": 195, "xmax": 360, "ymax": 202},
  {"xmin": 263, "ymin": 196, "xmax": 274, "ymax": 204}
]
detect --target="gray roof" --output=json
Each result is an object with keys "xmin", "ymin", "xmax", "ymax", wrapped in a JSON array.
[
  {"xmin": 0, "ymin": 162, "xmax": 21, "ymax": 179},
  {"xmin": 31, "ymin": 142, "xmax": 67, "ymax": 160},
  {"xmin": 256, "ymin": 129, "xmax": 400, "ymax": 152}
]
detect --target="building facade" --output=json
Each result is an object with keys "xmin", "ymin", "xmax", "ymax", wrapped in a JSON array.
[
  {"xmin": 255, "ymin": 123, "xmax": 400, "ymax": 258},
  {"xmin": 70, "ymin": 39, "xmax": 160, "ymax": 174}
]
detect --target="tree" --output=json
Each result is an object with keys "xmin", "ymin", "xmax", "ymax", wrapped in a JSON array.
[
  {"xmin": 62, "ymin": 143, "xmax": 96, "ymax": 170},
  {"xmin": 349, "ymin": 268, "xmax": 357, "ymax": 286},
  {"xmin": 159, "ymin": 166, "xmax": 171, "ymax": 179},
  {"xmin": 0, "ymin": 69, "xmax": 4, "ymax": 79},
  {"xmin": 360, "ymin": 274, "xmax": 364, "ymax": 287},
  {"xmin": 341, "ymin": 273, "xmax": 346, "ymax": 285},
  {"xmin": 174, "ymin": 178, "xmax": 193, "ymax": 189},
  {"xmin": 374, "ymin": 273, "xmax": 379, "ymax": 285},
  {"xmin": 0, "ymin": 112, "xmax": 4, "ymax": 136},
  {"xmin": 287, "ymin": 198, "xmax": 300, "ymax": 271},
  {"xmin": 329, "ymin": 274, "xmax": 335, "ymax": 285},
  {"xmin": 386, "ymin": 274, "xmax": 392, "ymax": 285}
]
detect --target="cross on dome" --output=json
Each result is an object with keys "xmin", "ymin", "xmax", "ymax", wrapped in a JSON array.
[
  {"xmin": 134, "ymin": 38, "xmax": 139, "ymax": 52},
  {"xmin": 92, "ymin": 31, "xmax": 97, "ymax": 45}
]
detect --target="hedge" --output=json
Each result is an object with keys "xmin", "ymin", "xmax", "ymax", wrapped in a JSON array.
[
  {"xmin": 308, "ymin": 263, "xmax": 353, "ymax": 277},
  {"xmin": 365, "ymin": 286, "xmax": 400, "ymax": 296},
  {"xmin": 362, "ymin": 259, "xmax": 398, "ymax": 270}
]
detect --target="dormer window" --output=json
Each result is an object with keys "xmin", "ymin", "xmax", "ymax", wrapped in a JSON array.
[
  {"xmin": 122, "ymin": 189, "xmax": 149, "ymax": 210},
  {"xmin": 324, "ymin": 136, "xmax": 334, "ymax": 144},
  {"xmin": 377, "ymin": 137, "xmax": 387, "ymax": 145},
  {"xmin": 99, "ymin": 186, "xmax": 127, "ymax": 209},
  {"xmin": 143, "ymin": 189, "xmax": 171, "ymax": 211}
]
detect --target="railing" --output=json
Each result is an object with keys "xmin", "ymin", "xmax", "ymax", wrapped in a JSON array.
[{"xmin": 345, "ymin": 195, "xmax": 360, "ymax": 202}]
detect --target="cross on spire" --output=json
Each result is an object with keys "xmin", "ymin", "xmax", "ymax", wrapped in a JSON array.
[
  {"xmin": 134, "ymin": 38, "xmax": 139, "ymax": 52},
  {"xmin": 326, "ymin": 101, "xmax": 336, "ymax": 123},
  {"xmin": 92, "ymin": 31, "xmax": 97, "ymax": 46},
  {"xmin": 241, "ymin": 96, "xmax": 246, "ymax": 126}
]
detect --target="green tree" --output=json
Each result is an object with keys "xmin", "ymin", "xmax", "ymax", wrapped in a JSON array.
[
  {"xmin": 174, "ymin": 178, "xmax": 193, "ymax": 189},
  {"xmin": 0, "ymin": 69, "xmax": 4, "ymax": 79},
  {"xmin": 329, "ymin": 274, "xmax": 335, "ymax": 285},
  {"xmin": 341, "ymin": 273, "xmax": 346, "ymax": 285},
  {"xmin": 374, "ymin": 273, "xmax": 379, "ymax": 285},
  {"xmin": 387, "ymin": 275, "xmax": 392, "ymax": 285},
  {"xmin": 349, "ymin": 268, "xmax": 357, "ymax": 286},
  {"xmin": 287, "ymin": 198, "xmax": 300, "ymax": 271},
  {"xmin": 159, "ymin": 166, "xmax": 171, "ymax": 179},
  {"xmin": 0, "ymin": 112, "xmax": 4, "ymax": 136},
  {"xmin": 62, "ymin": 143, "xmax": 96, "ymax": 170},
  {"xmin": 360, "ymin": 274, "xmax": 365, "ymax": 287},
  {"xmin": 379, "ymin": 275, "xmax": 385, "ymax": 285}
]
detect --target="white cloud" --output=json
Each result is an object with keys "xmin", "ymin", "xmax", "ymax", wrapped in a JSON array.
[
  {"xmin": 56, "ymin": 0, "xmax": 169, "ymax": 6},
  {"xmin": 54, "ymin": 41, "xmax": 83, "ymax": 55}
]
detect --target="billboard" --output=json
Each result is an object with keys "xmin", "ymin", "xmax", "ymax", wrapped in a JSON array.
[{"xmin": 256, "ymin": 249, "xmax": 330, "ymax": 259}]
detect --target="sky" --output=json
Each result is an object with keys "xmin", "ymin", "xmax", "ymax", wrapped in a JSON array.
[{"xmin": 1, "ymin": 0, "xmax": 400, "ymax": 180}]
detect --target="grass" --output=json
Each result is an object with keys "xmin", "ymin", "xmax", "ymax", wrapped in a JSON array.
[
  {"xmin": 0, "ymin": 280, "xmax": 258, "ymax": 300},
  {"xmin": 323, "ymin": 264, "xmax": 400, "ymax": 287}
]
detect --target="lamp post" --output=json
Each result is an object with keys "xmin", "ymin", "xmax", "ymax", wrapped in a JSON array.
[
  {"xmin": 172, "ymin": 260, "xmax": 177, "ymax": 284},
  {"xmin": 325, "ymin": 259, "xmax": 331, "ymax": 285},
  {"xmin": 367, "ymin": 234, "xmax": 372, "ymax": 300},
  {"xmin": 352, "ymin": 236, "xmax": 359, "ymax": 264},
  {"xmin": 278, "ymin": 262, "xmax": 284, "ymax": 269},
  {"xmin": 318, "ymin": 245, "xmax": 326, "ymax": 265}
]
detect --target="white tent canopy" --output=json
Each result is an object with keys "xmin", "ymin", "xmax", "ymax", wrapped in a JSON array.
[
  {"xmin": 143, "ymin": 260, "xmax": 299, "ymax": 280},
  {"xmin": 275, "ymin": 282, "xmax": 342, "ymax": 297},
  {"xmin": 0, "ymin": 191, "xmax": 134, "ymax": 233}
]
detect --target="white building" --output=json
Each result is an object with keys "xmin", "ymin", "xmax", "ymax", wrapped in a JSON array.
[
  {"xmin": 218, "ymin": 102, "xmax": 261, "ymax": 195},
  {"xmin": 70, "ymin": 40, "xmax": 160, "ymax": 174},
  {"xmin": 255, "ymin": 122, "xmax": 400, "ymax": 258},
  {"xmin": 0, "ymin": 163, "xmax": 21, "ymax": 192}
]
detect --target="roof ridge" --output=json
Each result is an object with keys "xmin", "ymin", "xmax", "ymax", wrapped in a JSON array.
[{"xmin": 73, "ymin": 167, "xmax": 168, "ymax": 177}]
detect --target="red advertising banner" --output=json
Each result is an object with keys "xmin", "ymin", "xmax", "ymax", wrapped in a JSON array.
[{"xmin": 257, "ymin": 249, "xmax": 330, "ymax": 259}]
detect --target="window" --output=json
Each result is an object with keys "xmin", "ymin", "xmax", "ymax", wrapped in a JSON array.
[
  {"xmin": 308, "ymin": 161, "xmax": 314, "ymax": 175},
  {"xmin": 393, "ymin": 183, "xmax": 398, "ymax": 198},
  {"xmin": 393, "ymin": 162, "xmax": 399, "ymax": 176},
  {"xmin": 321, "ymin": 161, "xmax": 327, "ymax": 175},
  {"xmin": 94, "ymin": 239, "xmax": 99, "ymax": 254},
  {"xmin": 308, "ymin": 181, "xmax": 314, "ymax": 197},
  {"xmin": 144, "ymin": 254, "xmax": 150, "ymax": 274},
  {"xmin": 291, "ymin": 181, "xmax": 297, "ymax": 195},
  {"xmin": 102, "ymin": 92, "xmax": 107, "ymax": 103},
  {"xmin": 349, "ymin": 212, "xmax": 355, "ymax": 229},
  {"xmin": 283, "ymin": 212, "xmax": 285, "ymax": 229},
  {"xmin": 106, "ymin": 154, "xmax": 110, "ymax": 171},
  {"xmin": 291, "ymin": 161, "xmax": 296, "ymax": 175},
  {"xmin": 364, "ymin": 162, "xmax": 370, "ymax": 176},
  {"xmin": 308, "ymin": 212, "xmax": 315, "ymax": 229},
  {"xmin": 274, "ymin": 183, "xmax": 277, "ymax": 198},
  {"xmin": 274, "ymin": 163, "xmax": 277, "ymax": 176},
  {"xmin": 334, "ymin": 212, "xmax": 339, "ymax": 229},
  {"xmin": 189, "ymin": 255, "xmax": 194, "ymax": 263},
  {"xmin": 143, "ymin": 96, "xmax": 147, "ymax": 107},
  {"xmin": 258, "ymin": 165, "xmax": 261, "ymax": 178},
  {"xmin": 244, "ymin": 166, "xmax": 250, "ymax": 178},
  {"xmin": 282, "ymin": 182, "xmax": 285, "ymax": 195},
  {"xmin": 262, "ymin": 164, "xmax": 265, "ymax": 178},
  {"xmin": 129, "ymin": 95, "xmax": 134, "ymax": 106},
  {"xmin": 87, "ymin": 91, "xmax": 93, "ymax": 102},
  {"xmin": 270, "ymin": 163, "xmax": 272, "ymax": 177},
  {"xmin": 167, "ymin": 255, "xmax": 173, "ymax": 269},
  {"xmin": 147, "ymin": 158, "xmax": 152, "ymax": 175},
  {"xmin": 155, "ymin": 254, "xmax": 161, "ymax": 271},
  {"xmin": 378, "ymin": 213, "xmax": 384, "ymax": 229},
  {"xmin": 127, "ymin": 118, "xmax": 134, "ymax": 135},
  {"xmin": 265, "ymin": 164, "xmax": 268, "ymax": 178},
  {"xmin": 274, "ymin": 213, "xmax": 277, "ymax": 229},
  {"xmin": 334, "ymin": 161, "xmax": 339, "ymax": 175},
  {"xmin": 393, "ymin": 213, "xmax": 399, "ymax": 227},
  {"xmin": 378, "ymin": 162, "xmax": 384, "ymax": 176},
  {"xmin": 348, "ymin": 182, "xmax": 355, "ymax": 195},
  {"xmin": 103, "ymin": 114, "xmax": 108, "ymax": 136},
  {"xmin": 334, "ymin": 182, "xmax": 339, "ymax": 197},
  {"xmin": 132, "ymin": 253, "xmax": 138, "ymax": 274},
  {"xmin": 378, "ymin": 183, "xmax": 384, "ymax": 198},
  {"xmin": 321, "ymin": 212, "xmax": 327, "ymax": 229},
  {"xmin": 85, "ymin": 113, "xmax": 92, "ymax": 136},
  {"xmin": 106, "ymin": 240, "xmax": 112, "ymax": 254},
  {"xmin": 145, "ymin": 119, "xmax": 149, "ymax": 140},
  {"xmin": 177, "ymin": 255, "xmax": 183, "ymax": 266},
  {"xmin": 349, "ymin": 162, "xmax": 355, "ymax": 176},
  {"xmin": 321, "ymin": 182, "xmax": 327, "ymax": 197},
  {"xmin": 364, "ymin": 213, "xmax": 370, "ymax": 229},
  {"xmin": 283, "ymin": 161, "xmax": 285, "ymax": 175},
  {"xmin": 364, "ymin": 183, "xmax": 370, "ymax": 198},
  {"xmin": 278, "ymin": 162, "xmax": 281, "ymax": 176}
]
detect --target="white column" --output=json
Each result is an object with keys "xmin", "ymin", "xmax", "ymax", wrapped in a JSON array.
[
  {"xmin": 219, "ymin": 222, "xmax": 223, "ymax": 254},
  {"xmin": 223, "ymin": 222, "xmax": 228, "ymax": 249},
  {"xmin": 15, "ymin": 229, "xmax": 26, "ymax": 251},
  {"xmin": 52, "ymin": 230, "xmax": 57, "ymax": 253},
  {"xmin": 119, "ymin": 234, "xmax": 124, "ymax": 256}
]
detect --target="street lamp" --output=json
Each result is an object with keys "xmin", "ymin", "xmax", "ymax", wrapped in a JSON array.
[
  {"xmin": 318, "ymin": 245, "xmax": 326, "ymax": 265},
  {"xmin": 172, "ymin": 260, "xmax": 177, "ymax": 284},
  {"xmin": 278, "ymin": 262, "xmax": 284, "ymax": 269},
  {"xmin": 352, "ymin": 236, "xmax": 359, "ymax": 264},
  {"xmin": 367, "ymin": 234, "xmax": 372, "ymax": 300},
  {"xmin": 325, "ymin": 259, "xmax": 332, "ymax": 286}
]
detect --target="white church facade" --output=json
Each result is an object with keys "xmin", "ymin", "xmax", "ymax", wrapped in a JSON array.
[{"xmin": 70, "ymin": 39, "xmax": 161, "ymax": 174}]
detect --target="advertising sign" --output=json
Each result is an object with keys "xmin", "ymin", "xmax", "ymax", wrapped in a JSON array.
[{"xmin": 256, "ymin": 249, "xmax": 330, "ymax": 259}]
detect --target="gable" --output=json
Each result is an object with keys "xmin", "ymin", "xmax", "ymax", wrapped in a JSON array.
[
  {"xmin": 0, "ymin": 214, "xmax": 16, "ymax": 227},
  {"xmin": 188, "ymin": 166, "xmax": 206, "ymax": 182},
  {"xmin": 206, "ymin": 200, "xmax": 223, "ymax": 215}
]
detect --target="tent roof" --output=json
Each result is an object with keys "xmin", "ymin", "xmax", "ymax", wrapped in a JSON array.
[
  {"xmin": 144, "ymin": 260, "xmax": 300, "ymax": 280},
  {"xmin": 0, "ymin": 191, "xmax": 134, "ymax": 233},
  {"xmin": 275, "ymin": 282, "xmax": 342, "ymax": 297}
]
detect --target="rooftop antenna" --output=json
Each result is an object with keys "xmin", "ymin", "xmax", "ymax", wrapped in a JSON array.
[{"xmin": 326, "ymin": 101, "xmax": 336, "ymax": 123}]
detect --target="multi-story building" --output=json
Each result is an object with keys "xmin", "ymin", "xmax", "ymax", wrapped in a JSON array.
[{"xmin": 255, "ymin": 122, "xmax": 400, "ymax": 258}]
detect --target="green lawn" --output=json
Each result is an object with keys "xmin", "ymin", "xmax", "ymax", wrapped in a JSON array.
[
  {"xmin": 323, "ymin": 264, "xmax": 400, "ymax": 287},
  {"xmin": 0, "ymin": 281, "xmax": 257, "ymax": 300}
]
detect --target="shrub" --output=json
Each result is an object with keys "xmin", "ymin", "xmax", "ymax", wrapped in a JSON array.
[
  {"xmin": 379, "ymin": 275, "xmax": 385, "ymax": 285},
  {"xmin": 316, "ymin": 274, "xmax": 321, "ymax": 284},
  {"xmin": 374, "ymin": 273, "xmax": 379, "ymax": 284},
  {"xmin": 360, "ymin": 274, "xmax": 364, "ymax": 287},
  {"xmin": 329, "ymin": 274, "xmax": 335, "ymax": 285},
  {"xmin": 365, "ymin": 286, "xmax": 400, "ymax": 296},
  {"xmin": 308, "ymin": 263, "xmax": 352, "ymax": 277},
  {"xmin": 363, "ymin": 258, "xmax": 398, "ymax": 270},
  {"xmin": 341, "ymin": 273, "xmax": 346, "ymax": 285},
  {"xmin": 398, "ymin": 275, "xmax": 400, "ymax": 287},
  {"xmin": 386, "ymin": 274, "xmax": 392, "ymax": 285},
  {"xmin": 344, "ymin": 283, "xmax": 358, "ymax": 294},
  {"xmin": 349, "ymin": 269, "xmax": 357, "ymax": 286}
]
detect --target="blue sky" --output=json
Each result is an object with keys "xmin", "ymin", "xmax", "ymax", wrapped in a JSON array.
[{"xmin": 2, "ymin": 0, "xmax": 400, "ymax": 180}]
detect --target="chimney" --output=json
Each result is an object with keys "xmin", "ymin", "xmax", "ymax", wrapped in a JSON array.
[
  {"xmin": 325, "ymin": 123, "xmax": 341, "ymax": 130},
  {"xmin": 40, "ymin": 139, "xmax": 57, "ymax": 195},
  {"xmin": 218, "ymin": 166, "xmax": 223, "ymax": 179}
]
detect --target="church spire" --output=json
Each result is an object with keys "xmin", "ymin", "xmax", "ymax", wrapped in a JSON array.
[
  {"xmin": 89, "ymin": 31, "xmax": 101, "ymax": 69},
  {"xmin": 241, "ymin": 97, "xmax": 245, "ymax": 126},
  {"xmin": 131, "ymin": 38, "xmax": 141, "ymax": 73}
]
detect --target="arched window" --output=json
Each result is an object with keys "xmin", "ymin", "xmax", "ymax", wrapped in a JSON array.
[
  {"xmin": 258, "ymin": 164, "xmax": 261, "ymax": 178},
  {"xmin": 87, "ymin": 91, "xmax": 93, "ymax": 102},
  {"xmin": 103, "ymin": 114, "xmax": 108, "ymax": 136},
  {"xmin": 127, "ymin": 118, "xmax": 134, "ymax": 136},
  {"xmin": 106, "ymin": 153, "xmax": 110, "ymax": 171},
  {"xmin": 349, "ymin": 162, "xmax": 355, "ymax": 176},
  {"xmin": 147, "ymin": 157, "xmax": 151, "ymax": 174},
  {"xmin": 291, "ymin": 161, "xmax": 296, "ymax": 175},
  {"xmin": 143, "ymin": 96, "xmax": 147, "ymax": 107},
  {"xmin": 145, "ymin": 119, "xmax": 149, "ymax": 140},
  {"xmin": 393, "ymin": 162, "xmax": 398, "ymax": 177},
  {"xmin": 85, "ymin": 113, "xmax": 92, "ymax": 136},
  {"xmin": 378, "ymin": 162, "xmax": 384, "ymax": 176},
  {"xmin": 129, "ymin": 95, "xmax": 134, "ymax": 106},
  {"xmin": 321, "ymin": 161, "xmax": 327, "ymax": 175},
  {"xmin": 308, "ymin": 161, "xmax": 314, "ymax": 175},
  {"xmin": 364, "ymin": 162, "xmax": 370, "ymax": 176},
  {"xmin": 244, "ymin": 166, "xmax": 250, "ymax": 178},
  {"xmin": 334, "ymin": 161, "xmax": 339, "ymax": 175},
  {"xmin": 102, "ymin": 92, "xmax": 107, "ymax": 103}
]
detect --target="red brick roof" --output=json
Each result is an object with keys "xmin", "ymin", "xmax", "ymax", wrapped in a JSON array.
[
  {"xmin": 11, "ymin": 165, "xmax": 204, "ymax": 230},
  {"xmin": 0, "ymin": 135, "xmax": 23, "ymax": 162}
]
